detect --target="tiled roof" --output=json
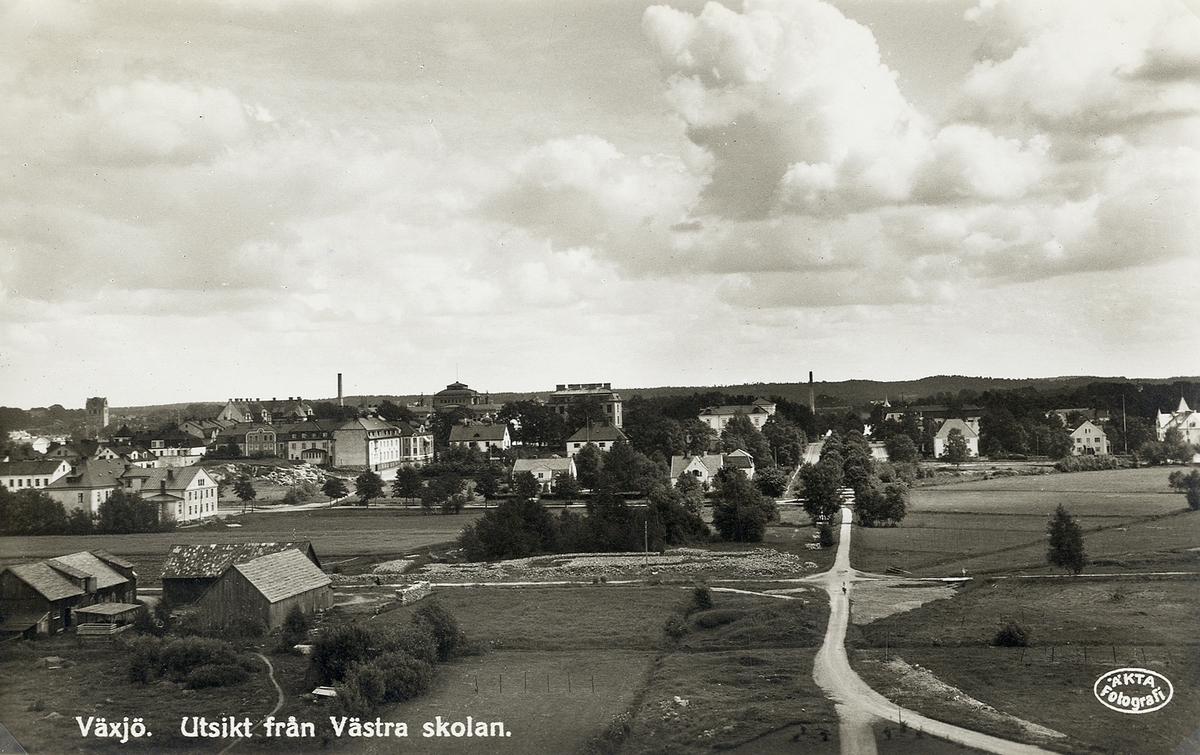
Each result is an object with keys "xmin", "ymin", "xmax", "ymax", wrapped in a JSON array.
[
  {"xmin": 48, "ymin": 551, "xmax": 128, "ymax": 590},
  {"xmin": 699, "ymin": 405, "xmax": 770, "ymax": 416},
  {"xmin": 513, "ymin": 458, "xmax": 574, "ymax": 475},
  {"xmin": 6, "ymin": 563, "xmax": 85, "ymax": 602},
  {"xmin": 134, "ymin": 466, "xmax": 210, "ymax": 493},
  {"xmin": 46, "ymin": 458, "xmax": 126, "ymax": 490},
  {"xmin": 565, "ymin": 426, "xmax": 628, "ymax": 444},
  {"xmin": 92, "ymin": 550, "xmax": 135, "ymax": 570},
  {"xmin": 935, "ymin": 418, "xmax": 979, "ymax": 439},
  {"xmin": 232, "ymin": 549, "xmax": 330, "ymax": 604},
  {"xmin": 337, "ymin": 417, "xmax": 398, "ymax": 433},
  {"xmin": 669, "ymin": 454, "xmax": 724, "ymax": 478},
  {"xmin": 0, "ymin": 460, "xmax": 68, "ymax": 476},
  {"xmin": 449, "ymin": 424, "xmax": 509, "ymax": 442},
  {"xmin": 161, "ymin": 541, "xmax": 316, "ymax": 579}
]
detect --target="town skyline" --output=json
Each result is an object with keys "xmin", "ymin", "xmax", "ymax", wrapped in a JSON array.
[{"xmin": 3, "ymin": 0, "xmax": 1198, "ymax": 409}]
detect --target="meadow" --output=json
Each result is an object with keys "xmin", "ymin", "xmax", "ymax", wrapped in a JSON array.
[
  {"xmin": 852, "ymin": 467, "xmax": 1197, "ymax": 576},
  {"xmin": 846, "ymin": 466, "xmax": 1200, "ymax": 755}
]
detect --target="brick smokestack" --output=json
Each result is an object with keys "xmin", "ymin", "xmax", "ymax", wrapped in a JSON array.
[
  {"xmin": 809, "ymin": 371, "xmax": 815, "ymax": 413},
  {"xmin": 338, "ymin": 373, "xmax": 343, "ymax": 407}
]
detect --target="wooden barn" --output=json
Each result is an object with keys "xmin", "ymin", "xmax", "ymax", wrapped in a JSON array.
[
  {"xmin": 0, "ymin": 551, "xmax": 137, "ymax": 638},
  {"xmin": 193, "ymin": 549, "xmax": 332, "ymax": 631},
  {"xmin": 160, "ymin": 541, "xmax": 320, "ymax": 605}
]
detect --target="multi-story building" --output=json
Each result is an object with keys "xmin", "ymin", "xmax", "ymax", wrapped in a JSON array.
[
  {"xmin": 332, "ymin": 417, "xmax": 404, "ymax": 473},
  {"xmin": 44, "ymin": 458, "xmax": 126, "ymax": 516},
  {"xmin": 449, "ymin": 423, "xmax": 511, "ymax": 453},
  {"xmin": 1157, "ymin": 398, "xmax": 1200, "ymax": 446},
  {"xmin": 933, "ymin": 418, "xmax": 980, "ymax": 459},
  {"xmin": 565, "ymin": 425, "xmax": 628, "ymax": 458},
  {"xmin": 0, "ymin": 459, "xmax": 72, "ymax": 491},
  {"xmin": 547, "ymin": 382, "xmax": 623, "ymax": 428},
  {"xmin": 120, "ymin": 466, "xmax": 219, "ymax": 524},
  {"xmin": 698, "ymin": 399, "xmax": 776, "ymax": 431},
  {"xmin": 1070, "ymin": 420, "xmax": 1110, "ymax": 456},
  {"xmin": 85, "ymin": 397, "xmax": 109, "ymax": 438},
  {"xmin": 278, "ymin": 419, "xmax": 335, "ymax": 465}
]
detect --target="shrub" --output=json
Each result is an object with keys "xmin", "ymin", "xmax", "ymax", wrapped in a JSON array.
[
  {"xmin": 818, "ymin": 523, "xmax": 835, "ymax": 548},
  {"xmin": 691, "ymin": 608, "xmax": 744, "ymax": 629},
  {"xmin": 374, "ymin": 651, "xmax": 434, "ymax": 702},
  {"xmin": 185, "ymin": 663, "xmax": 249, "ymax": 689},
  {"xmin": 690, "ymin": 585, "xmax": 713, "ymax": 613},
  {"xmin": 126, "ymin": 635, "xmax": 164, "ymax": 684},
  {"xmin": 413, "ymin": 601, "xmax": 463, "ymax": 662},
  {"xmin": 1054, "ymin": 455, "xmax": 1131, "ymax": 473},
  {"xmin": 226, "ymin": 617, "xmax": 266, "ymax": 638},
  {"xmin": 380, "ymin": 623, "xmax": 438, "ymax": 665},
  {"xmin": 993, "ymin": 621, "xmax": 1031, "ymax": 647},
  {"xmin": 161, "ymin": 637, "xmax": 238, "ymax": 680},
  {"xmin": 132, "ymin": 603, "xmax": 164, "ymax": 637},
  {"xmin": 663, "ymin": 614, "xmax": 687, "ymax": 639},
  {"xmin": 311, "ymin": 624, "xmax": 375, "ymax": 684}
]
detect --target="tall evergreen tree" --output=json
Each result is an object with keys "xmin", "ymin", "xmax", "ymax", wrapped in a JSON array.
[{"xmin": 1047, "ymin": 504, "xmax": 1087, "ymax": 575}]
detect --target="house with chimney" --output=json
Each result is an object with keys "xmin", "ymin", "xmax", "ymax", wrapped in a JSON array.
[
  {"xmin": 565, "ymin": 425, "xmax": 628, "ymax": 458},
  {"xmin": 44, "ymin": 458, "xmax": 127, "ymax": 516},
  {"xmin": 160, "ymin": 541, "xmax": 321, "ymax": 605},
  {"xmin": 449, "ymin": 423, "xmax": 512, "ymax": 453},
  {"xmin": 698, "ymin": 399, "xmax": 777, "ymax": 431},
  {"xmin": 120, "ymin": 466, "xmax": 219, "ymax": 524},
  {"xmin": 1157, "ymin": 397, "xmax": 1200, "ymax": 446},
  {"xmin": 0, "ymin": 550, "xmax": 137, "ymax": 637},
  {"xmin": 0, "ymin": 459, "xmax": 72, "ymax": 492},
  {"xmin": 669, "ymin": 449, "xmax": 756, "ymax": 486}
]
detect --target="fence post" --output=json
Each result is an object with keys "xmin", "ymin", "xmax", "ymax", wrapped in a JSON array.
[{"xmin": 499, "ymin": 674, "xmax": 502, "ymax": 694}]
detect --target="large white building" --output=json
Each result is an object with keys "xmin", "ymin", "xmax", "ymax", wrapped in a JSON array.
[
  {"xmin": 1070, "ymin": 420, "xmax": 1110, "ymax": 456},
  {"xmin": 933, "ymin": 418, "xmax": 979, "ymax": 459},
  {"xmin": 698, "ymin": 399, "xmax": 776, "ymax": 431},
  {"xmin": 548, "ymin": 383, "xmax": 623, "ymax": 428},
  {"xmin": 1157, "ymin": 398, "xmax": 1200, "ymax": 446}
]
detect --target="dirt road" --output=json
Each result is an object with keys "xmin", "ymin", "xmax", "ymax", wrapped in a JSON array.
[{"xmin": 810, "ymin": 506, "xmax": 1056, "ymax": 755}]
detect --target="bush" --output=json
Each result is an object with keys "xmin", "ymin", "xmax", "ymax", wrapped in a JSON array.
[
  {"xmin": 690, "ymin": 585, "xmax": 713, "ymax": 613},
  {"xmin": 379, "ymin": 623, "xmax": 438, "ymax": 665},
  {"xmin": 374, "ymin": 651, "xmax": 434, "ymax": 702},
  {"xmin": 1054, "ymin": 455, "xmax": 1131, "ymax": 473},
  {"xmin": 413, "ymin": 601, "xmax": 464, "ymax": 662},
  {"xmin": 226, "ymin": 617, "xmax": 266, "ymax": 638},
  {"xmin": 161, "ymin": 637, "xmax": 239, "ymax": 680},
  {"xmin": 185, "ymin": 663, "xmax": 249, "ymax": 689},
  {"xmin": 691, "ymin": 608, "xmax": 744, "ymax": 629},
  {"xmin": 993, "ymin": 621, "xmax": 1031, "ymax": 647},
  {"xmin": 663, "ymin": 614, "xmax": 687, "ymax": 639},
  {"xmin": 311, "ymin": 624, "xmax": 375, "ymax": 684},
  {"xmin": 126, "ymin": 635, "xmax": 164, "ymax": 684},
  {"xmin": 818, "ymin": 523, "xmax": 835, "ymax": 548}
]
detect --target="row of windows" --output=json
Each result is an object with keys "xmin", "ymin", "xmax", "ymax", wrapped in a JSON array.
[{"xmin": 3, "ymin": 477, "xmax": 53, "ymax": 488}]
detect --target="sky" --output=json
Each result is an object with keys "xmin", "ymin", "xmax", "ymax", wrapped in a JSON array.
[{"xmin": 1, "ymin": 0, "xmax": 1198, "ymax": 409}]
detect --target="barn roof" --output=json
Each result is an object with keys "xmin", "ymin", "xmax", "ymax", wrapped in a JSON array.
[
  {"xmin": 48, "ymin": 552, "xmax": 128, "ymax": 590},
  {"xmin": 232, "ymin": 549, "xmax": 331, "ymax": 604},
  {"xmin": 5, "ymin": 563, "xmax": 85, "ymax": 602},
  {"xmin": 161, "ymin": 541, "xmax": 317, "ymax": 579}
]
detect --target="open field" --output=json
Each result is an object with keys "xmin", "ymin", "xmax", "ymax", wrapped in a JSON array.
[
  {"xmin": 847, "ymin": 577, "xmax": 1200, "ymax": 755},
  {"xmin": 852, "ymin": 467, "xmax": 1199, "ymax": 576},
  {"xmin": 0, "ymin": 508, "xmax": 480, "ymax": 584}
]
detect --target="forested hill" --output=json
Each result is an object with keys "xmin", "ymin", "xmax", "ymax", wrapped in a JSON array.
[{"xmin": 621, "ymin": 376, "xmax": 1200, "ymax": 410}]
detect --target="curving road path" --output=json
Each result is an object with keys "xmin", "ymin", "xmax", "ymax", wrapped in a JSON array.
[{"xmin": 810, "ymin": 506, "xmax": 1057, "ymax": 755}]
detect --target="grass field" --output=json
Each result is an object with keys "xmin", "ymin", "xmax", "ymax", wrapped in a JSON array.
[
  {"xmin": 851, "ymin": 467, "xmax": 1199, "ymax": 576},
  {"xmin": 0, "ymin": 508, "xmax": 480, "ymax": 584},
  {"xmin": 847, "ymin": 576, "xmax": 1200, "ymax": 755}
]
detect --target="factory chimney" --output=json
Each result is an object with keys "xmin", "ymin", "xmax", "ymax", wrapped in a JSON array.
[
  {"xmin": 338, "ymin": 373, "xmax": 344, "ymax": 407},
  {"xmin": 809, "ymin": 371, "xmax": 815, "ymax": 413}
]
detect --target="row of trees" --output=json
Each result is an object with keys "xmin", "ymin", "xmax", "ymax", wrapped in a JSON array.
[
  {"xmin": 0, "ymin": 487, "xmax": 172, "ymax": 536},
  {"xmin": 798, "ymin": 431, "xmax": 909, "ymax": 528}
]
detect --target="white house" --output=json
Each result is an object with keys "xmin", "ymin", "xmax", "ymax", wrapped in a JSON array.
[
  {"xmin": 1070, "ymin": 420, "xmax": 1110, "ymax": 456},
  {"xmin": 449, "ymin": 424, "xmax": 512, "ymax": 453},
  {"xmin": 0, "ymin": 459, "xmax": 72, "ymax": 491},
  {"xmin": 120, "ymin": 466, "xmax": 219, "ymax": 524},
  {"xmin": 933, "ymin": 418, "xmax": 979, "ymax": 459},
  {"xmin": 512, "ymin": 457, "xmax": 576, "ymax": 493},
  {"xmin": 669, "ymin": 450, "xmax": 756, "ymax": 486},
  {"xmin": 45, "ymin": 458, "xmax": 127, "ymax": 516},
  {"xmin": 698, "ymin": 399, "xmax": 776, "ymax": 431},
  {"xmin": 1157, "ymin": 397, "xmax": 1200, "ymax": 446},
  {"xmin": 565, "ymin": 425, "xmax": 628, "ymax": 458}
]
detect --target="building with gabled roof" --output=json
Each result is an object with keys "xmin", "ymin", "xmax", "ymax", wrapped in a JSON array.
[
  {"xmin": 933, "ymin": 418, "xmax": 980, "ymax": 459},
  {"xmin": 120, "ymin": 466, "xmax": 219, "ymax": 524},
  {"xmin": 565, "ymin": 425, "xmax": 628, "ymax": 458},
  {"xmin": 85, "ymin": 397, "xmax": 109, "ymax": 438},
  {"xmin": 193, "ymin": 548, "xmax": 332, "ymax": 631},
  {"xmin": 1157, "ymin": 397, "xmax": 1200, "ymax": 446},
  {"xmin": 0, "ymin": 550, "xmax": 137, "ymax": 637},
  {"xmin": 1070, "ymin": 420, "xmax": 1110, "ymax": 456},
  {"xmin": 548, "ymin": 383, "xmax": 623, "ymax": 428},
  {"xmin": 45, "ymin": 457, "xmax": 127, "ymax": 515},
  {"xmin": 670, "ymin": 450, "xmax": 756, "ymax": 486},
  {"xmin": 0, "ymin": 459, "xmax": 72, "ymax": 492},
  {"xmin": 698, "ymin": 400, "xmax": 777, "ymax": 431},
  {"xmin": 512, "ymin": 457, "xmax": 576, "ymax": 492},
  {"xmin": 160, "ymin": 541, "xmax": 319, "ymax": 605},
  {"xmin": 449, "ymin": 423, "xmax": 511, "ymax": 453}
]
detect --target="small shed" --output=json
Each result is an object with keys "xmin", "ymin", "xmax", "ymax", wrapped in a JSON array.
[
  {"xmin": 74, "ymin": 602, "xmax": 142, "ymax": 637},
  {"xmin": 194, "ymin": 549, "xmax": 332, "ymax": 631},
  {"xmin": 160, "ymin": 541, "xmax": 320, "ymax": 605}
]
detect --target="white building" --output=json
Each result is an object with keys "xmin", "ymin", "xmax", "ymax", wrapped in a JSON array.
[
  {"xmin": 1070, "ymin": 420, "xmax": 1110, "ymax": 456},
  {"xmin": 512, "ymin": 457, "xmax": 576, "ymax": 493},
  {"xmin": 933, "ymin": 418, "xmax": 980, "ymax": 459},
  {"xmin": 0, "ymin": 459, "xmax": 72, "ymax": 491},
  {"xmin": 565, "ymin": 425, "xmax": 628, "ymax": 458},
  {"xmin": 1157, "ymin": 398, "xmax": 1200, "ymax": 446},
  {"xmin": 697, "ymin": 399, "xmax": 776, "ymax": 431}
]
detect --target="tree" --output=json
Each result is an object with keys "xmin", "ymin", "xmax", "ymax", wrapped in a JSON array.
[
  {"xmin": 458, "ymin": 498, "xmax": 559, "ymax": 561},
  {"xmin": 1047, "ymin": 504, "xmax": 1087, "ymax": 575},
  {"xmin": 720, "ymin": 414, "xmax": 772, "ymax": 467},
  {"xmin": 710, "ymin": 468, "xmax": 777, "ymax": 542},
  {"xmin": 513, "ymin": 471, "xmax": 541, "ymax": 501},
  {"xmin": 799, "ymin": 457, "xmax": 844, "ymax": 524},
  {"xmin": 474, "ymin": 464, "xmax": 502, "ymax": 505},
  {"xmin": 97, "ymin": 490, "xmax": 162, "ymax": 534},
  {"xmin": 392, "ymin": 466, "xmax": 423, "ymax": 504},
  {"xmin": 648, "ymin": 484, "xmax": 710, "ymax": 545},
  {"xmin": 941, "ymin": 428, "xmax": 970, "ymax": 466},
  {"xmin": 762, "ymin": 417, "xmax": 806, "ymax": 468},
  {"xmin": 322, "ymin": 476, "xmax": 349, "ymax": 502},
  {"xmin": 884, "ymin": 434, "xmax": 918, "ymax": 464},
  {"xmin": 674, "ymin": 472, "xmax": 706, "ymax": 511},
  {"xmin": 600, "ymin": 441, "xmax": 662, "ymax": 495},
  {"xmin": 1168, "ymin": 469, "xmax": 1200, "ymax": 511},
  {"xmin": 574, "ymin": 444, "xmax": 604, "ymax": 490},
  {"xmin": 0, "ymin": 488, "xmax": 70, "ymax": 536},
  {"xmin": 355, "ymin": 471, "xmax": 385, "ymax": 507},
  {"xmin": 376, "ymin": 400, "xmax": 416, "ymax": 424},
  {"xmin": 233, "ymin": 475, "xmax": 257, "ymax": 512},
  {"xmin": 754, "ymin": 466, "xmax": 789, "ymax": 498},
  {"xmin": 553, "ymin": 472, "xmax": 581, "ymax": 501}
]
